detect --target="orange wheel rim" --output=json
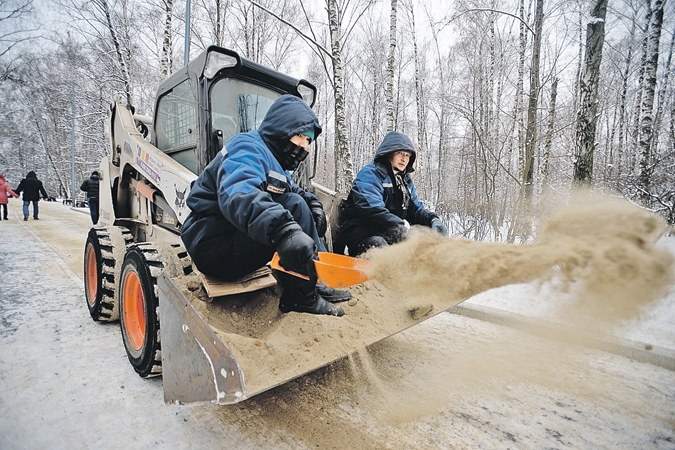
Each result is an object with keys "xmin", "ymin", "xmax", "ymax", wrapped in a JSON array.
[
  {"xmin": 123, "ymin": 271, "xmax": 146, "ymax": 352},
  {"xmin": 85, "ymin": 246, "xmax": 98, "ymax": 306}
]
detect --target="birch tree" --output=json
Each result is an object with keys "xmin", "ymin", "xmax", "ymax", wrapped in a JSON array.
[
  {"xmin": 638, "ymin": 0, "xmax": 666, "ymax": 198},
  {"xmin": 327, "ymin": 0, "xmax": 354, "ymax": 192},
  {"xmin": 522, "ymin": 0, "xmax": 544, "ymax": 201},
  {"xmin": 385, "ymin": 0, "xmax": 397, "ymax": 131},
  {"xmin": 651, "ymin": 26, "xmax": 674, "ymax": 153},
  {"xmin": 160, "ymin": 0, "xmax": 174, "ymax": 79},
  {"xmin": 573, "ymin": 0, "xmax": 609, "ymax": 185}
]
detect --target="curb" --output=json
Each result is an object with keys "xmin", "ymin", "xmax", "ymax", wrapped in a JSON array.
[{"xmin": 447, "ymin": 303, "xmax": 675, "ymax": 372}]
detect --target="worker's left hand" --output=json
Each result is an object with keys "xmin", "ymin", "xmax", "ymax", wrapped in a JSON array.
[
  {"xmin": 431, "ymin": 218, "xmax": 448, "ymax": 236},
  {"xmin": 307, "ymin": 198, "xmax": 327, "ymax": 238}
]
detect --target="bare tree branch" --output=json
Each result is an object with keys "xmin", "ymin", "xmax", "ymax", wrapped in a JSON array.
[
  {"xmin": 448, "ymin": 8, "xmax": 535, "ymax": 35},
  {"xmin": 246, "ymin": 0, "xmax": 335, "ymax": 62}
]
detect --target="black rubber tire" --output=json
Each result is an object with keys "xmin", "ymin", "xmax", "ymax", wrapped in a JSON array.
[
  {"xmin": 84, "ymin": 227, "xmax": 133, "ymax": 322},
  {"xmin": 119, "ymin": 243, "xmax": 164, "ymax": 378}
]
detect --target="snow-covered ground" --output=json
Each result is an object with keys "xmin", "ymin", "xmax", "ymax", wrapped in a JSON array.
[{"xmin": 1, "ymin": 201, "xmax": 673, "ymax": 449}]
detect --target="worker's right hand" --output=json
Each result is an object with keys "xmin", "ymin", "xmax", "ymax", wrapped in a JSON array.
[
  {"xmin": 275, "ymin": 224, "xmax": 318, "ymax": 282},
  {"xmin": 431, "ymin": 218, "xmax": 448, "ymax": 236}
]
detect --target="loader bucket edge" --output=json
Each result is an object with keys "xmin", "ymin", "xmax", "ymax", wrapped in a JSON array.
[{"xmin": 157, "ymin": 272, "xmax": 247, "ymax": 405}]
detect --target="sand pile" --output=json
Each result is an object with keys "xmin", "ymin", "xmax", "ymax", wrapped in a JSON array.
[{"xmin": 184, "ymin": 195, "xmax": 673, "ymax": 398}]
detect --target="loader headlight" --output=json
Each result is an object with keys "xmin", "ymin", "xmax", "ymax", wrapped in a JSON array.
[{"xmin": 204, "ymin": 51, "xmax": 239, "ymax": 79}]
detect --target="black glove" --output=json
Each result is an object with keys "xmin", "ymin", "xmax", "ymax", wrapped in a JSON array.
[
  {"xmin": 274, "ymin": 223, "xmax": 318, "ymax": 282},
  {"xmin": 307, "ymin": 197, "xmax": 327, "ymax": 238},
  {"xmin": 431, "ymin": 218, "xmax": 448, "ymax": 236}
]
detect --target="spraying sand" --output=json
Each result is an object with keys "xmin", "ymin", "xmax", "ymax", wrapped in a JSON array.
[{"xmin": 182, "ymin": 194, "xmax": 674, "ymax": 398}]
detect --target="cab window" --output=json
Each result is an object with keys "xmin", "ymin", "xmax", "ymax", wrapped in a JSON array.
[
  {"xmin": 155, "ymin": 79, "xmax": 198, "ymax": 173},
  {"xmin": 210, "ymin": 78, "xmax": 280, "ymax": 145}
]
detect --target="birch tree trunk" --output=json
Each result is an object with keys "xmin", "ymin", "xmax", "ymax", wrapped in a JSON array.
[
  {"xmin": 385, "ymin": 0, "xmax": 397, "ymax": 132},
  {"xmin": 96, "ymin": 0, "xmax": 133, "ymax": 105},
  {"xmin": 508, "ymin": 0, "xmax": 543, "ymax": 243},
  {"xmin": 573, "ymin": 0, "xmax": 608, "ymax": 185},
  {"xmin": 522, "ymin": 0, "xmax": 544, "ymax": 200},
  {"xmin": 542, "ymin": 76, "xmax": 557, "ymax": 189},
  {"xmin": 328, "ymin": 0, "xmax": 354, "ymax": 193},
  {"xmin": 214, "ymin": 0, "xmax": 225, "ymax": 46},
  {"xmin": 406, "ymin": 1, "xmax": 429, "ymax": 198},
  {"xmin": 638, "ymin": 0, "xmax": 666, "ymax": 199},
  {"xmin": 631, "ymin": 0, "xmax": 653, "ymax": 169},
  {"xmin": 160, "ymin": 0, "xmax": 173, "ymax": 80},
  {"xmin": 650, "ymin": 25, "xmax": 674, "ymax": 154},
  {"xmin": 515, "ymin": 0, "xmax": 526, "ymax": 178}
]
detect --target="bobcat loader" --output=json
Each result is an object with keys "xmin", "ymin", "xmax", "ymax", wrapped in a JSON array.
[{"xmin": 83, "ymin": 46, "xmax": 440, "ymax": 405}]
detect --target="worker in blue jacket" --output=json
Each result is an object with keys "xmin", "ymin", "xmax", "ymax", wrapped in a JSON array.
[
  {"xmin": 335, "ymin": 131, "xmax": 448, "ymax": 256},
  {"xmin": 181, "ymin": 94, "xmax": 349, "ymax": 317}
]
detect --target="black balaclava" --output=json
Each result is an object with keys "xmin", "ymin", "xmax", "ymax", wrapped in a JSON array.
[{"xmin": 257, "ymin": 94, "xmax": 322, "ymax": 171}]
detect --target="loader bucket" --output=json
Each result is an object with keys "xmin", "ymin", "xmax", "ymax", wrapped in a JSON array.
[{"xmin": 156, "ymin": 267, "xmax": 450, "ymax": 405}]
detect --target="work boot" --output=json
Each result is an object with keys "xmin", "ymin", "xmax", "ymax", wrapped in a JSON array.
[
  {"xmin": 278, "ymin": 278, "xmax": 344, "ymax": 317},
  {"xmin": 279, "ymin": 293, "xmax": 344, "ymax": 317},
  {"xmin": 316, "ymin": 283, "xmax": 352, "ymax": 303}
]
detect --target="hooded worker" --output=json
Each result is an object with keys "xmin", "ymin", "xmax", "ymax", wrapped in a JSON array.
[
  {"xmin": 335, "ymin": 131, "xmax": 448, "ymax": 256},
  {"xmin": 181, "ymin": 94, "xmax": 350, "ymax": 317}
]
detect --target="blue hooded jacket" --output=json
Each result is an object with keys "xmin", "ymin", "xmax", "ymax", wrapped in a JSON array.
[
  {"xmin": 336, "ymin": 131, "xmax": 438, "ymax": 251},
  {"xmin": 181, "ymin": 95, "xmax": 322, "ymax": 257}
]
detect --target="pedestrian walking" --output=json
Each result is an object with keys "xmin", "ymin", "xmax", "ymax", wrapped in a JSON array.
[
  {"xmin": 14, "ymin": 171, "xmax": 48, "ymax": 221},
  {"xmin": 0, "ymin": 174, "xmax": 19, "ymax": 220},
  {"xmin": 80, "ymin": 171, "xmax": 100, "ymax": 225}
]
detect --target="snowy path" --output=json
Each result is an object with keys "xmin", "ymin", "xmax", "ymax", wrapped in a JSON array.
[{"xmin": 0, "ymin": 201, "xmax": 674, "ymax": 449}]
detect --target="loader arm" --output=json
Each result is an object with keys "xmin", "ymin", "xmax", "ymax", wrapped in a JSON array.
[{"xmin": 100, "ymin": 102, "xmax": 197, "ymax": 238}]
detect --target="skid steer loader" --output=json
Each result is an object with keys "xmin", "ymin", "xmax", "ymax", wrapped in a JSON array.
[{"xmin": 83, "ymin": 46, "xmax": 441, "ymax": 405}]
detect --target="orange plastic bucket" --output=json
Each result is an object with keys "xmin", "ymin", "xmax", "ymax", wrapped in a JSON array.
[{"xmin": 270, "ymin": 252, "xmax": 372, "ymax": 288}]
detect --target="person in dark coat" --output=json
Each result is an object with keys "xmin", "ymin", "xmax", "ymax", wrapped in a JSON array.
[
  {"xmin": 0, "ymin": 174, "xmax": 19, "ymax": 220},
  {"xmin": 181, "ymin": 94, "xmax": 350, "ymax": 317},
  {"xmin": 335, "ymin": 131, "xmax": 448, "ymax": 256},
  {"xmin": 80, "ymin": 171, "xmax": 100, "ymax": 225},
  {"xmin": 14, "ymin": 171, "xmax": 48, "ymax": 221}
]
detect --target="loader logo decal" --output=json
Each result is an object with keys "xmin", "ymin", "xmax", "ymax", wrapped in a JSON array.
[
  {"xmin": 175, "ymin": 186, "xmax": 187, "ymax": 209},
  {"xmin": 137, "ymin": 145, "xmax": 160, "ymax": 183}
]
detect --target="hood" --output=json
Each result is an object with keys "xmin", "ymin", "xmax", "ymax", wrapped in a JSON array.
[
  {"xmin": 27, "ymin": 171, "xmax": 37, "ymax": 178},
  {"xmin": 258, "ymin": 94, "xmax": 322, "ymax": 157},
  {"xmin": 374, "ymin": 131, "xmax": 417, "ymax": 173},
  {"xmin": 90, "ymin": 171, "xmax": 100, "ymax": 181}
]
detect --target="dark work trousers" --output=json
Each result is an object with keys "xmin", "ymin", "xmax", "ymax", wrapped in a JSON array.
[
  {"xmin": 0, "ymin": 204, "xmax": 8, "ymax": 220},
  {"xmin": 190, "ymin": 192, "xmax": 324, "ymax": 300},
  {"xmin": 87, "ymin": 197, "xmax": 99, "ymax": 225}
]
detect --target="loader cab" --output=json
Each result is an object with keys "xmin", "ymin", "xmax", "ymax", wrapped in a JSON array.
[{"xmin": 152, "ymin": 46, "xmax": 317, "ymax": 175}]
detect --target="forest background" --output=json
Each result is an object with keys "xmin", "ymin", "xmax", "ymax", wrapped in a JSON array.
[{"xmin": 0, "ymin": 0, "xmax": 673, "ymax": 242}]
